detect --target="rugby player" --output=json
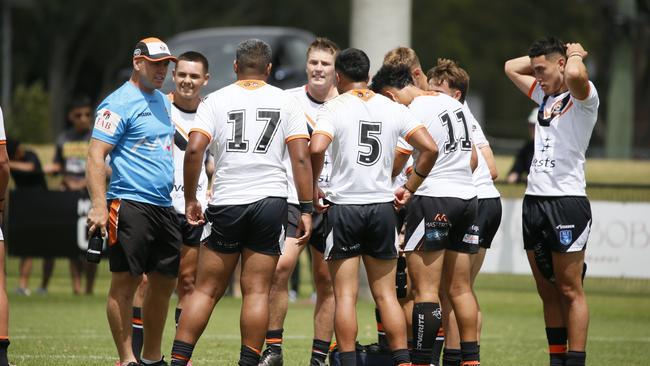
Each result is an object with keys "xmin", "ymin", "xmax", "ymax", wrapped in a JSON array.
[
  {"xmin": 169, "ymin": 39, "xmax": 313, "ymax": 366},
  {"xmin": 260, "ymin": 37, "xmax": 339, "ymax": 366},
  {"xmin": 0, "ymin": 107, "xmax": 11, "ymax": 366},
  {"xmin": 428, "ymin": 59, "xmax": 502, "ymax": 366},
  {"xmin": 86, "ymin": 37, "xmax": 180, "ymax": 366},
  {"xmin": 311, "ymin": 48, "xmax": 438, "ymax": 366},
  {"xmin": 505, "ymin": 37, "xmax": 598, "ymax": 366},
  {"xmin": 168, "ymin": 51, "xmax": 213, "ymax": 327},
  {"xmin": 371, "ymin": 64, "xmax": 481, "ymax": 366},
  {"xmin": 383, "ymin": 47, "xmax": 429, "ymax": 90}
]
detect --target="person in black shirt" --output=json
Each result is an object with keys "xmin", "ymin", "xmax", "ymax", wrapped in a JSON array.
[
  {"xmin": 6, "ymin": 138, "xmax": 52, "ymax": 296},
  {"xmin": 44, "ymin": 96, "xmax": 97, "ymax": 295}
]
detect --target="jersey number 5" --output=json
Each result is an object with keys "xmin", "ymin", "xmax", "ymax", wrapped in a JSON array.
[
  {"xmin": 227, "ymin": 109, "xmax": 281, "ymax": 153},
  {"xmin": 439, "ymin": 109, "xmax": 471, "ymax": 154},
  {"xmin": 357, "ymin": 120, "xmax": 382, "ymax": 166}
]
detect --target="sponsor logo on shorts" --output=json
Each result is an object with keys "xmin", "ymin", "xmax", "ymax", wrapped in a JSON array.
[
  {"xmin": 462, "ymin": 233, "xmax": 479, "ymax": 245},
  {"xmin": 559, "ymin": 229, "xmax": 573, "ymax": 245},
  {"xmin": 215, "ymin": 240, "xmax": 239, "ymax": 249},
  {"xmin": 433, "ymin": 307, "xmax": 442, "ymax": 319},
  {"xmin": 341, "ymin": 243, "xmax": 361, "ymax": 252},
  {"xmin": 433, "ymin": 213, "xmax": 448, "ymax": 222},
  {"xmin": 556, "ymin": 224, "xmax": 575, "ymax": 230}
]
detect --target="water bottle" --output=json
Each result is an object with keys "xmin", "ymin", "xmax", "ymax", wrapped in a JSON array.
[
  {"xmin": 396, "ymin": 255, "xmax": 407, "ymax": 298},
  {"xmin": 86, "ymin": 230, "xmax": 103, "ymax": 263}
]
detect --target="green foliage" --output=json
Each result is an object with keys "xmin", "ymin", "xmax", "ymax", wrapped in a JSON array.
[{"xmin": 8, "ymin": 82, "xmax": 52, "ymax": 143}]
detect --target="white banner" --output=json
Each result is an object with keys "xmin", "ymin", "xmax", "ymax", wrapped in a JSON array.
[{"xmin": 483, "ymin": 199, "xmax": 650, "ymax": 279}]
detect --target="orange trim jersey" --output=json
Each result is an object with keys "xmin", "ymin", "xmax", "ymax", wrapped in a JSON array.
[
  {"xmin": 526, "ymin": 80, "xmax": 599, "ymax": 196},
  {"xmin": 284, "ymin": 85, "xmax": 336, "ymax": 204},
  {"xmin": 191, "ymin": 80, "xmax": 309, "ymax": 205},
  {"xmin": 314, "ymin": 90, "xmax": 424, "ymax": 205},
  {"xmin": 397, "ymin": 94, "xmax": 476, "ymax": 199},
  {"xmin": 170, "ymin": 102, "xmax": 209, "ymax": 214}
]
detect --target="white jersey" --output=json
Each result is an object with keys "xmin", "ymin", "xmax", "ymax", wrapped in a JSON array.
[
  {"xmin": 464, "ymin": 103, "xmax": 500, "ymax": 199},
  {"xmin": 314, "ymin": 89, "xmax": 424, "ymax": 205},
  {"xmin": 191, "ymin": 80, "xmax": 309, "ymax": 206},
  {"xmin": 285, "ymin": 85, "xmax": 334, "ymax": 204},
  {"xmin": 526, "ymin": 80, "xmax": 599, "ymax": 196},
  {"xmin": 397, "ymin": 93, "xmax": 476, "ymax": 199},
  {"xmin": 169, "ymin": 101, "xmax": 209, "ymax": 214},
  {"xmin": 0, "ymin": 107, "xmax": 5, "ymax": 241}
]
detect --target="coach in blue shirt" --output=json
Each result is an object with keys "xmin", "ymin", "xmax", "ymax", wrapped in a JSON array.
[{"xmin": 87, "ymin": 37, "xmax": 181, "ymax": 366}]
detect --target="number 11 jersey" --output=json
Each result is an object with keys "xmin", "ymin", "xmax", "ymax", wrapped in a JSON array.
[
  {"xmin": 191, "ymin": 80, "xmax": 309, "ymax": 206},
  {"xmin": 314, "ymin": 89, "xmax": 424, "ymax": 205},
  {"xmin": 398, "ymin": 93, "xmax": 476, "ymax": 199}
]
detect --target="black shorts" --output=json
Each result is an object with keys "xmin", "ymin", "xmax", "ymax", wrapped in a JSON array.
[
  {"xmin": 177, "ymin": 214, "xmax": 206, "ymax": 247},
  {"xmin": 205, "ymin": 197, "xmax": 287, "ymax": 255},
  {"xmin": 523, "ymin": 195, "xmax": 592, "ymax": 253},
  {"xmin": 403, "ymin": 196, "xmax": 478, "ymax": 254},
  {"xmin": 473, "ymin": 197, "xmax": 503, "ymax": 249},
  {"xmin": 324, "ymin": 202, "xmax": 399, "ymax": 260},
  {"xmin": 287, "ymin": 204, "xmax": 327, "ymax": 253},
  {"xmin": 107, "ymin": 199, "xmax": 182, "ymax": 277}
]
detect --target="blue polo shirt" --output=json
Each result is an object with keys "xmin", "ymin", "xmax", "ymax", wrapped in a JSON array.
[{"xmin": 92, "ymin": 81, "xmax": 174, "ymax": 207}]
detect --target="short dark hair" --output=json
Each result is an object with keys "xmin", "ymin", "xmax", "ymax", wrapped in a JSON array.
[
  {"xmin": 67, "ymin": 95, "xmax": 92, "ymax": 112},
  {"xmin": 236, "ymin": 39, "xmax": 272, "ymax": 74},
  {"xmin": 6, "ymin": 138, "xmax": 19, "ymax": 160},
  {"xmin": 370, "ymin": 64, "xmax": 414, "ymax": 93},
  {"xmin": 528, "ymin": 37, "xmax": 567, "ymax": 59},
  {"xmin": 307, "ymin": 37, "xmax": 340, "ymax": 58},
  {"xmin": 178, "ymin": 51, "xmax": 209, "ymax": 72},
  {"xmin": 335, "ymin": 48, "xmax": 370, "ymax": 82},
  {"xmin": 427, "ymin": 58, "xmax": 470, "ymax": 102}
]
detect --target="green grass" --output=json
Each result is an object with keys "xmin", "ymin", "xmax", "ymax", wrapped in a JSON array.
[{"xmin": 6, "ymin": 257, "xmax": 650, "ymax": 365}]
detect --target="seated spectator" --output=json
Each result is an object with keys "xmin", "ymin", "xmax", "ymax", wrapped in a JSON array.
[{"xmin": 507, "ymin": 108, "xmax": 537, "ymax": 184}]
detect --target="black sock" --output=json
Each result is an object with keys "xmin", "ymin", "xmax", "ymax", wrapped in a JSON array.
[
  {"xmin": 460, "ymin": 341, "xmax": 479, "ymax": 365},
  {"xmin": 175, "ymin": 307, "xmax": 182, "ymax": 329},
  {"xmin": 412, "ymin": 302, "xmax": 441, "ymax": 364},
  {"xmin": 239, "ymin": 344, "xmax": 261, "ymax": 366},
  {"xmin": 132, "ymin": 306, "xmax": 144, "ymax": 361},
  {"xmin": 442, "ymin": 348, "xmax": 461, "ymax": 366},
  {"xmin": 375, "ymin": 307, "xmax": 388, "ymax": 348},
  {"xmin": 545, "ymin": 327, "xmax": 567, "ymax": 366},
  {"xmin": 311, "ymin": 338, "xmax": 330, "ymax": 363},
  {"xmin": 391, "ymin": 348, "xmax": 411, "ymax": 365},
  {"xmin": 339, "ymin": 351, "xmax": 357, "ymax": 366},
  {"xmin": 0, "ymin": 338, "xmax": 9, "ymax": 366},
  {"xmin": 170, "ymin": 339, "xmax": 194, "ymax": 366},
  {"xmin": 265, "ymin": 328, "xmax": 283, "ymax": 353},
  {"xmin": 565, "ymin": 351, "xmax": 586, "ymax": 366},
  {"xmin": 431, "ymin": 327, "xmax": 444, "ymax": 366}
]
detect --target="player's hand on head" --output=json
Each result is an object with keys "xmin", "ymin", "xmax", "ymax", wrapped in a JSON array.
[
  {"xmin": 565, "ymin": 43, "xmax": 588, "ymax": 59},
  {"xmin": 393, "ymin": 185, "xmax": 412, "ymax": 211},
  {"xmin": 87, "ymin": 205, "xmax": 109, "ymax": 237},
  {"xmin": 185, "ymin": 199, "xmax": 205, "ymax": 226},
  {"xmin": 295, "ymin": 213, "xmax": 312, "ymax": 246}
]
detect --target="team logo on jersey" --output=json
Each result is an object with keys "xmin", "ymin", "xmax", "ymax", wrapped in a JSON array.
[
  {"xmin": 94, "ymin": 108, "xmax": 121, "ymax": 136},
  {"xmin": 559, "ymin": 229, "xmax": 573, "ymax": 245}
]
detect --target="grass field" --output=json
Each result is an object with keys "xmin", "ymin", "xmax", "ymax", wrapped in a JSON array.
[{"xmin": 5, "ymin": 257, "xmax": 650, "ymax": 366}]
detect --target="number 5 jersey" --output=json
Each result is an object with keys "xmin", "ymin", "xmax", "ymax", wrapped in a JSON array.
[{"xmin": 313, "ymin": 89, "xmax": 424, "ymax": 205}]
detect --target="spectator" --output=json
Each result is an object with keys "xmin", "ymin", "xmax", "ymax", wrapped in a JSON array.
[
  {"xmin": 507, "ymin": 108, "xmax": 537, "ymax": 184},
  {"xmin": 6, "ymin": 138, "xmax": 53, "ymax": 296},
  {"xmin": 44, "ymin": 96, "xmax": 97, "ymax": 295}
]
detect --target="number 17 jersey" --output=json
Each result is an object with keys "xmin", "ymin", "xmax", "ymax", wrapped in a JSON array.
[
  {"xmin": 314, "ymin": 89, "xmax": 424, "ymax": 205},
  {"xmin": 191, "ymin": 80, "xmax": 309, "ymax": 206}
]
